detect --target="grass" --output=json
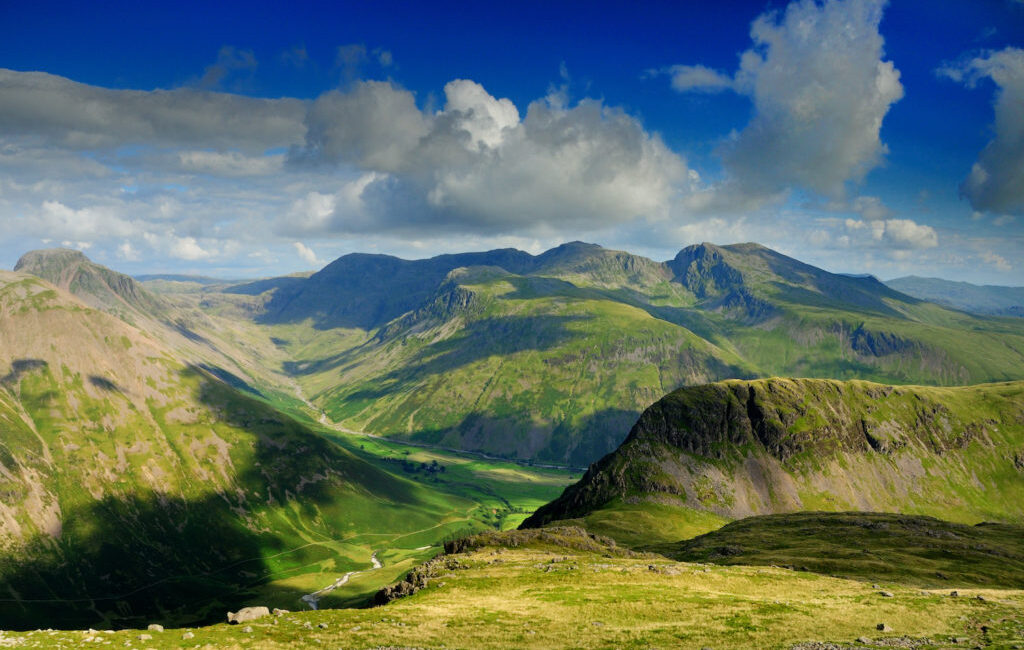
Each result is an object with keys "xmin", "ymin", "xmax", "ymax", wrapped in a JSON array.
[
  {"xmin": 6, "ymin": 528, "xmax": 1024, "ymax": 649},
  {"xmin": 654, "ymin": 511, "xmax": 1024, "ymax": 589},
  {"xmin": 546, "ymin": 498, "xmax": 730, "ymax": 547}
]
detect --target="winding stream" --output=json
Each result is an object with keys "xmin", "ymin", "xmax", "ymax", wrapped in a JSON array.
[{"xmin": 301, "ymin": 552, "xmax": 381, "ymax": 610}]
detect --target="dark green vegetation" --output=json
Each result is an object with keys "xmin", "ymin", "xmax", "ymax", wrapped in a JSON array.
[
  {"xmin": 155, "ymin": 240, "xmax": 1024, "ymax": 466},
  {"xmin": 524, "ymin": 377, "xmax": 1024, "ymax": 539},
  {"xmin": 658, "ymin": 511, "xmax": 1024, "ymax": 588},
  {"xmin": 887, "ymin": 275, "xmax": 1024, "ymax": 317},
  {"xmin": 0, "ymin": 270, "xmax": 569, "ymax": 630}
]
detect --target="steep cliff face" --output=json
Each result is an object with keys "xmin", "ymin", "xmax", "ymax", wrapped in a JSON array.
[{"xmin": 523, "ymin": 378, "xmax": 1024, "ymax": 529}]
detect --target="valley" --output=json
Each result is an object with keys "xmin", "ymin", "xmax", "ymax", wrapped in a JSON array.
[{"xmin": 1, "ymin": 242, "xmax": 1023, "ymax": 647}]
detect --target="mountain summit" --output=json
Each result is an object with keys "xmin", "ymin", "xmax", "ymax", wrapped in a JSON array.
[{"xmin": 15, "ymin": 247, "xmax": 166, "ymax": 318}]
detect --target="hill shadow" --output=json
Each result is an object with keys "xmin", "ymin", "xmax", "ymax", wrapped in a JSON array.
[
  {"xmin": 88, "ymin": 375, "xmax": 122, "ymax": 393},
  {"xmin": 370, "ymin": 407, "xmax": 641, "ymax": 468},
  {"xmin": 0, "ymin": 366, "xmax": 425, "ymax": 630},
  {"xmin": 1, "ymin": 359, "xmax": 48, "ymax": 385}
]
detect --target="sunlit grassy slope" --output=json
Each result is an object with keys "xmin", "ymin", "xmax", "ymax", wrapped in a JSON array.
[{"xmin": 7, "ymin": 527, "xmax": 1024, "ymax": 649}]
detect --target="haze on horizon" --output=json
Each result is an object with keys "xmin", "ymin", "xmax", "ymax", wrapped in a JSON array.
[{"xmin": 1, "ymin": 0, "xmax": 1022, "ymax": 285}]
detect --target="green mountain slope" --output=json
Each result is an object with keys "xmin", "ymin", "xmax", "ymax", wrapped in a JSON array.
[
  {"xmin": 522, "ymin": 377, "xmax": 1024, "ymax": 538},
  {"xmin": 262, "ymin": 242, "xmax": 1024, "ymax": 465},
  {"xmin": 0, "ymin": 270, "xmax": 489, "ymax": 629},
  {"xmin": 886, "ymin": 275, "xmax": 1024, "ymax": 318}
]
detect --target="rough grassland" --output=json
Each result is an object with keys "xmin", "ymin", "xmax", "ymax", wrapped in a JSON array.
[{"xmin": 3, "ymin": 529, "xmax": 1023, "ymax": 649}]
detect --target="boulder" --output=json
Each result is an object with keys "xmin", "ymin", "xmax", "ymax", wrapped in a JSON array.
[
  {"xmin": 147, "ymin": 624, "xmax": 164, "ymax": 632},
  {"xmin": 227, "ymin": 606, "xmax": 271, "ymax": 624}
]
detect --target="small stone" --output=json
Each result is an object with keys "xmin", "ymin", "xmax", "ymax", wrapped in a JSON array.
[
  {"xmin": 952, "ymin": 637, "xmax": 968, "ymax": 644},
  {"xmin": 857, "ymin": 637, "xmax": 871, "ymax": 644},
  {"xmin": 950, "ymin": 590, "xmax": 959, "ymax": 597},
  {"xmin": 876, "ymin": 623, "xmax": 892, "ymax": 632},
  {"xmin": 146, "ymin": 624, "xmax": 163, "ymax": 632},
  {"xmin": 317, "ymin": 622, "xmax": 328, "ymax": 629},
  {"xmin": 976, "ymin": 594, "xmax": 987, "ymax": 602},
  {"xmin": 302, "ymin": 622, "xmax": 313, "ymax": 630},
  {"xmin": 242, "ymin": 625, "xmax": 253, "ymax": 633},
  {"xmin": 350, "ymin": 626, "xmax": 361, "ymax": 632},
  {"xmin": 136, "ymin": 634, "xmax": 152, "ymax": 641},
  {"xmin": 872, "ymin": 584, "xmax": 880, "ymax": 589},
  {"xmin": 879, "ymin": 591, "xmax": 894, "ymax": 598},
  {"xmin": 181, "ymin": 631, "xmax": 194, "ymax": 640},
  {"xmin": 272, "ymin": 608, "xmax": 290, "ymax": 616}
]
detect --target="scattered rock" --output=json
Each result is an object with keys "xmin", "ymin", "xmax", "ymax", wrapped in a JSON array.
[
  {"xmin": 951, "ymin": 637, "xmax": 968, "ymax": 644},
  {"xmin": 181, "ymin": 631, "xmax": 194, "ymax": 640},
  {"xmin": 272, "ymin": 608, "xmax": 290, "ymax": 616},
  {"xmin": 317, "ymin": 622, "xmax": 328, "ymax": 629},
  {"xmin": 976, "ymin": 595, "xmax": 987, "ymax": 602},
  {"xmin": 876, "ymin": 623, "xmax": 892, "ymax": 632},
  {"xmin": 136, "ymin": 633, "xmax": 152, "ymax": 641},
  {"xmin": 146, "ymin": 624, "xmax": 163, "ymax": 632},
  {"xmin": 302, "ymin": 622, "xmax": 313, "ymax": 630},
  {"xmin": 242, "ymin": 625, "xmax": 253, "ymax": 633},
  {"xmin": 227, "ymin": 606, "xmax": 271, "ymax": 624},
  {"xmin": 857, "ymin": 637, "xmax": 871, "ymax": 644},
  {"xmin": 879, "ymin": 591, "xmax": 894, "ymax": 598},
  {"xmin": 950, "ymin": 590, "xmax": 959, "ymax": 597}
]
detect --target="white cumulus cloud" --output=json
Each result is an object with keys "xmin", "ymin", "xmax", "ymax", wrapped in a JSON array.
[
  {"xmin": 289, "ymin": 79, "xmax": 689, "ymax": 235},
  {"xmin": 666, "ymin": 0, "xmax": 903, "ymax": 200}
]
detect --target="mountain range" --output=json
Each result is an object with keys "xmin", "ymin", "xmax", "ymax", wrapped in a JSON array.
[
  {"xmin": 4, "ymin": 241, "xmax": 1024, "ymax": 631},
  {"xmin": 189, "ymin": 240, "xmax": 1024, "ymax": 465}
]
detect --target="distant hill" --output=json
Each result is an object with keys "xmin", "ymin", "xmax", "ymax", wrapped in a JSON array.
[
  {"xmin": 135, "ymin": 273, "xmax": 230, "ymax": 285},
  {"xmin": 886, "ymin": 275, "xmax": 1024, "ymax": 317},
  {"xmin": 522, "ymin": 377, "xmax": 1024, "ymax": 540}
]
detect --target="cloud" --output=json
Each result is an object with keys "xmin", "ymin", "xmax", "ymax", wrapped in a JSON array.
[
  {"xmin": 293, "ymin": 241, "xmax": 321, "ymax": 266},
  {"xmin": 664, "ymin": 64, "xmax": 735, "ymax": 93},
  {"xmin": 980, "ymin": 250, "xmax": 1012, "ymax": 271},
  {"xmin": 288, "ymin": 79, "xmax": 689, "ymax": 235},
  {"xmin": 844, "ymin": 217, "xmax": 938, "ymax": 249},
  {"xmin": 0, "ymin": 68, "xmax": 305, "ymax": 152},
  {"xmin": 197, "ymin": 46, "xmax": 258, "ymax": 90},
  {"xmin": 663, "ymin": 0, "xmax": 902, "ymax": 201},
  {"xmin": 823, "ymin": 194, "xmax": 892, "ymax": 220},
  {"xmin": 726, "ymin": 0, "xmax": 903, "ymax": 197},
  {"xmin": 941, "ymin": 47, "xmax": 1024, "ymax": 215},
  {"xmin": 167, "ymin": 235, "xmax": 213, "ymax": 261}
]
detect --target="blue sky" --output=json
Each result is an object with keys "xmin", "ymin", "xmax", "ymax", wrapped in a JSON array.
[{"xmin": 1, "ymin": 0, "xmax": 1022, "ymax": 284}]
